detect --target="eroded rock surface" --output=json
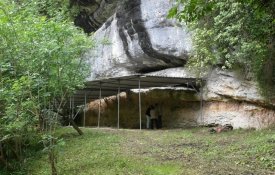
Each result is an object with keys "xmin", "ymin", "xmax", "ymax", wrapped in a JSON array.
[
  {"xmin": 84, "ymin": 0, "xmax": 191, "ymax": 79},
  {"xmin": 205, "ymin": 69, "xmax": 266, "ymax": 104},
  {"xmin": 73, "ymin": 0, "xmax": 123, "ymax": 33},
  {"xmin": 201, "ymin": 69, "xmax": 275, "ymax": 128},
  {"xmin": 75, "ymin": 0, "xmax": 274, "ymax": 129}
]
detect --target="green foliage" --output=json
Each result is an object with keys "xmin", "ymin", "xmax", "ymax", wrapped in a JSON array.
[
  {"xmin": 168, "ymin": 0, "xmax": 215, "ymax": 23},
  {"xmin": 169, "ymin": 0, "xmax": 275, "ymax": 98},
  {"xmin": 18, "ymin": 0, "xmax": 79, "ymax": 21},
  {"xmin": 0, "ymin": 0, "xmax": 93, "ymax": 172}
]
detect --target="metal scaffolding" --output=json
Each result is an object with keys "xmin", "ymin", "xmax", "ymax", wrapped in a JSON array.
[{"xmin": 70, "ymin": 74, "xmax": 204, "ymax": 129}]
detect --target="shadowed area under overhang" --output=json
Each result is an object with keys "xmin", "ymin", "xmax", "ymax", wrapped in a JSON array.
[{"xmin": 71, "ymin": 74, "xmax": 203, "ymax": 106}]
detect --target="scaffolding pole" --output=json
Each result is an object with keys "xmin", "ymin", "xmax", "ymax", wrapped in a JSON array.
[
  {"xmin": 72, "ymin": 97, "xmax": 75, "ymax": 119},
  {"xmin": 98, "ymin": 82, "xmax": 102, "ymax": 128},
  {"xmin": 83, "ymin": 93, "xmax": 87, "ymax": 127},
  {"xmin": 72, "ymin": 97, "xmax": 74, "ymax": 126},
  {"xmin": 138, "ymin": 77, "xmax": 141, "ymax": 130},
  {"xmin": 200, "ymin": 81, "xmax": 203, "ymax": 124},
  {"xmin": 117, "ymin": 80, "xmax": 120, "ymax": 129}
]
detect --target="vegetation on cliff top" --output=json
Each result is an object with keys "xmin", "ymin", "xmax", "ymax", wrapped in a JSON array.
[{"xmin": 169, "ymin": 0, "xmax": 275, "ymax": 99}]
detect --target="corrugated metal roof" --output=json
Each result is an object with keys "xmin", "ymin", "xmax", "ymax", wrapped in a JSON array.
[{"xmin": 71, "ymin": 74, "xmax": 203, "ymax": 106}]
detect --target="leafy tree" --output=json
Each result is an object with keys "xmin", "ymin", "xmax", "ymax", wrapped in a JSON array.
[
  {"xmin": 169, "ymin": 0, "xmax": 275, "ymax": 99},
  {"xmin": 0, "ymin": 0, "xmax": 93, "ymax": 173}
]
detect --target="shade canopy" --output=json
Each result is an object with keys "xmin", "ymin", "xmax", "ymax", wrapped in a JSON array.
[{"xmin": 70, "ymin": 74, "xmax": 202, "ymax": 106}]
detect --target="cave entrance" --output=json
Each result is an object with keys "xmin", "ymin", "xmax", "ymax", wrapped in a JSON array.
[{"xmin": 69, "ymin": 74, "xmax": 204, "ymax": 129}]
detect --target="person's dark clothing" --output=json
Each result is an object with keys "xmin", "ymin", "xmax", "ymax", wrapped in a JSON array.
[
  {"xmin": 157, "ymin": 115, "xmax": 162, "ymax": 129},
  {"xmin": 146, "ymin": 107, "xmax": 151, "ymax": 116}
]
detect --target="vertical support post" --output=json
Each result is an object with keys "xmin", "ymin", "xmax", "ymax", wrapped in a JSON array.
[
  {"xmin": 72, "ymin": 97, "xmax": 74, "ymax": 120},
  {"xmin": 200, "ymin": 81, "xmax": 203, "ymax": 124},
  {"xmin": 138, "ymin": 77, "xmax": 141, "ymax": 130},
  {"xmin": 117, "ymin": 80, "xmax": 120, "ymax": 129},
  {"xmin": 98, "ymin": 82, "xmax": 102, "ymax": 128},
  {"xmin": 83, "ymin": 93, "xmax": 87, "ymax": 127}
]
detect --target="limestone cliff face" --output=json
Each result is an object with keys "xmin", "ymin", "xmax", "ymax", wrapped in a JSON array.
[
  {"xmin": 80, "ymin": 0, "xmax": 191, "ymax": 79},
  {"xmin": 203, "ymin": 69, "xmax": 275, "ymax": 128},
  {"xmin": 75, "ymin": 0, "xmax": 275, "ymax": 129}
]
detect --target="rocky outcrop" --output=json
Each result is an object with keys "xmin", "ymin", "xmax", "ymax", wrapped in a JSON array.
[
  {"xmin": 72, "ymin": 0, "xmax": 123, "ymax": 33},
  {"xmin": 205, "ymin": 69, "xmax": 271, "ymax": 105},
  {"xmin": 202, "ymin": 69, "xmax": 275, "ymax": 128},
  {"xmin": 74, "ymin": 0, "xmax": 275, "ymax": 129},
  {"xmin": 203, "ymin": 101, "xmax": 275, "ymax": 129},
  {"xmin": 83, "ymin": 0, "xmax": 191, "ymax": 79}
]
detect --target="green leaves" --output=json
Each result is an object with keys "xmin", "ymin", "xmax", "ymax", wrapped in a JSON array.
[
  {"xmin": 168, "ymin": 0, "xmax": 215, "ymax": 23},
  {"xmin": 0, "ymin": 0, "xmax": 93, "ymax": 171},
  {"xmin": 170, "ymin": 0, "xmax": 275, "ymax": 98},
  {"xmin": 167, "ymin": 6, "xmax": 178, "ymax": 19}
]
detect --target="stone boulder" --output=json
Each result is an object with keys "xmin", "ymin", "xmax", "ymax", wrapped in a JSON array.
[{"xmin": 84, "ymin": 0, "xmax": 192, "ymax": 80}]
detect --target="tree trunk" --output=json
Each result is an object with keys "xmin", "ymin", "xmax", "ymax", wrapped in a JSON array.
[
  {"xmin": 49, "ymin": 150, "xmax": 57, "ymax": 175},
  {"xmin": 0, "ymin": 142, "xmax": 5, "ymax": 167},
  {"xmin": 14, "ymin": 137, "xmax": 22, "ymax": 161},
  {"xmin": 69, "ymin": 117, "xmax": 84, "ymax": 135},
  {"xmin": 0, "ymin": 142, "xmax": 11, "ymax": 170},
  {"xmin": 52, "ymin": 109, "xmax": 84, "ymax": 135}
]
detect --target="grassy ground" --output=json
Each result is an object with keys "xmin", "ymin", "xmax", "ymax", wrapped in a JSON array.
[{"xmin": 23, "ymin": 127, "xmax": 275, "ymax": 175}]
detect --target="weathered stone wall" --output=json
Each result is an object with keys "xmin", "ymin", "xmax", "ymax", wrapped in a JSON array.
[
  {"xmin": 78, "ymin": 89, "xmax": 200, "ymax": 129},
  {"xmin": 203, "ymin": 101, "xmax": 275, "ymax": 129},
  {"xmin": 201, "ymin": 69, "xmax": 275, "ymax": 128}
]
